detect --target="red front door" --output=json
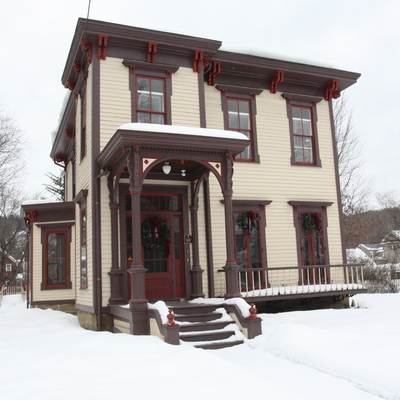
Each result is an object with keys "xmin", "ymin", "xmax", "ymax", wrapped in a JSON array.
[{"xmin": 126, "ymin": 193, "xmax": 185, "ymax": 301}]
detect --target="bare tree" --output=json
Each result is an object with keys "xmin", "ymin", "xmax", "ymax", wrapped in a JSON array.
[
  {"xmin": 333, "ymin": 95, "xmax": 372, "ymax": 248},
  {"xmin": 0, "ymin": 107, "xmax": 26, "ymax": 284},
  {"xmin": 0, "ymin": 107, "xmax": 23, "ymax": 189},
  {"xmin": 43, "ymin": 171, "xmax": 65, "ymax": 201},
  {"xmin": 376, "ymin": 191, "xmax": 400, "ymax": 230}
]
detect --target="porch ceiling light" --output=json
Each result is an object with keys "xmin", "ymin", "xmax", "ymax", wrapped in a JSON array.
[
  {"xmin": 162, "ymin": 162, "xmax": 171, "ymax": 175},
  {"xmin": 181, "ymin": 170, "xmax": 186, "ymax": 177}
]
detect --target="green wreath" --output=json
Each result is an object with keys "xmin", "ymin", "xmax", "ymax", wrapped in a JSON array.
[
  {"xmin": 236, "ymin": 211, "xmax": 258, "ymax": 233},
  {"xmin": 141, "ymin": 216, "xmax": 171, "ymax": 250}
]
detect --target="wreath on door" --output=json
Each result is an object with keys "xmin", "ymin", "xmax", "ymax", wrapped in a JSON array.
[
  {"xmin": 141, "ymin": 216, "xmax": 171, "ymax": 250},
  {"xmin": 303, "ymin": 213, "xmax": 323, "ymax": 232},
  {"xmin": 236, "ymin": 211, "xmax": 258, "ymax": 234}
]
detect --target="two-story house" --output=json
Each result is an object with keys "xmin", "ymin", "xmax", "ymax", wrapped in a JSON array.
[{"xmin": 22, "ymin": 18, "xmax": 365, "ymax": 339}]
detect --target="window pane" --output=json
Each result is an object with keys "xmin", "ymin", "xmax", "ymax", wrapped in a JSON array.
[
  {"xmin": 151, "ymin": 94, "xmax": 163, "ymax": 112},
  {"xmin": 292, "ymin": 107, "xmax": 301, "ymax": 118},
  {"xmin": 294, "ymin": 135, "xmax": 303, "ymax": 148},
  {"xmin": 152, "ymin": 79, "xmax": 163, "ymax": 94},
  {"xmin": 239, "ymin": 146, "xmax": 250, "ymax": 160},
  {"xmin": 304, "ymin": 149, "xmax": 313, "ymax": 163},
  {"xmin": 48, "ymin": 233, "xmax": 56, "ymax": 259},
  {"xmin": 152, "ymin": 114, "xmax": 163, "ymax": 124},
  {"xmin": 293, "ymin": 119, "xmax": 302, "ymax": 135},
  {"xmin": 303, "ymin": 137, "xmax": 312, "ymax": 149},
  {"xmin": 228, "ymin": 100, "xmax": 237, "ymax": 112},
  {"xmin": 138, "ymin": 112, "xmax": 150, "ymax": 123},
  {"xmin": 301, "ymin": 108, "xmax": 311, "ymax": 120},
  {"xmin": 294, "ymin": 148, "xmax": 303, "ymax": 162},
  {"xmin": 138, "ymin": 93, "xmax": 150, "ymax": 110},
  {"xmin": 302, "ymin": 120, "xmax": 311, "ymax": 136},
  {"xmin": 137, "ymin": 78, "xmax": 150, "ymax": 92},
  {"xmin": 239, "ymin": 101, "xmax": 249, "ymax": 113},
  {"xmin": 229, "ymin": 112, "xmax": 239, "ymax": 129},
  {"xmin": 240, "ymin": 113, "xmax": 250, "ymax": 130}
]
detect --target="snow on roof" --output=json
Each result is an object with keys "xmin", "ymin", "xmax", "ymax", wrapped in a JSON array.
[
  {"xmin": 220, "ymin": 46, "xmax": 338, "ymax": 69},
  {"xmin": 21, "ymin": 199, "xmax": 61, "ymax": 206},
  {"xmin": 118, "ymin": 123, "xmax": 249, "ymax": 141},
  {"xmin": 347, "ymin": 248, "xmax": 368, "ymax": 260},
  {"xmin": 390, "ymin": 230, "xmax": 400, "ymax": 239}
]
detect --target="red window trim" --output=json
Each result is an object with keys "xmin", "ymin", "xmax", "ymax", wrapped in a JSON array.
[
  {"xmin": 283, "ymin": 93, "xmax": 322, "ymax": 167},
  {"xmin": 80, "ymin": 204, "xmax": 88, "ymax": 289},
  {"xmin": 136, "ymin": 76, "xmax": 166, "ymax": 124},
  {"xmin": 39, "ymin": 223, "xmax": 73, "ymax": 290},
  {"xmin": 80, "ymin": 86, "xmax": 87, "ymax": 161},
  {"xmin": 219, "ymin": 87, "xmax": 260, "ymax": 163}
]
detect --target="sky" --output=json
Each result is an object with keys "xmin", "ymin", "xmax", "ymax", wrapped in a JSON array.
[
  {"xmin": 0, "ymin": 0, "xmax": 399, "ymax": 206},
  {"xmin": 1, "ymin": 292, "xmax": 399, "ymax": 399}
]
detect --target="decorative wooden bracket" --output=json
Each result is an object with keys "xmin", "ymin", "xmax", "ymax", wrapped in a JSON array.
[
  {"xmin": 65, "ymin": 129, "xmax": 75, "ymax": 139},
  {"xmin": 24, "ymin": 210, "xmax": 37, "ymax": 228},
  {"xmin": 193, "ymin": 50, "xmax": 204, "ymax": 72},
  {"xmin": 97, "ymin": 35, "xmax": 109, "ymax": 60},
  {"xmin": 54, "ymin": 155, "xmax": 68, "ymax": 168},
  {"xmin": 208, "ymin": 61, "xmax": 221, "ymax": 86},
  {"xmin": 73, "ymin": 62, "xmax": 81, "ymax": 73},
  {"xmin": 66, "ymin": 81, "xmax": 76, "ymax": 91},
  {"xmin": 325, "ymin": 79, "xmax": 341, "ymax": 101},
  {"xmin": 270, "ymin": 70, "xmax": 285, "ymax": 94},
  {"xmin": 80, "ymin": 39, "xmax": 93, "ymax": 64},
  {"xmin": 147, "ymin": 42, "xmax": 158, "ymax": 63}
]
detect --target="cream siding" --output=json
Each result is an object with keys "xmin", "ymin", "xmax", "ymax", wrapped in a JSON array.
[
  {"xmin": 171, "ymin": 67, "xmax": 200, "ymax": 127},
  {"xmin": 203, "ymin": 86, "xmax": 343, "ymax": 293},
  {"xmin": 30, "ymin": 222, "xmax": 76, "ymax": 303},
  {"xmin": 99, "ymin": 57, "xmax": 131, "ymax": 151},
  {"xmin": 75, "ymin": 63, "xmax": 94, "ymax": 308}
]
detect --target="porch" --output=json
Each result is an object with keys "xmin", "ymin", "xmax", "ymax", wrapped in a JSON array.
[{"xmin": 218, "ymin": 263, "xmax": 367, "ymax": 302}]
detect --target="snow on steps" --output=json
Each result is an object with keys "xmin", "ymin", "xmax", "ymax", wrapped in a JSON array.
[{"xmin": 167, "ymin": 303, "xmax": 246, "ymax": 350}]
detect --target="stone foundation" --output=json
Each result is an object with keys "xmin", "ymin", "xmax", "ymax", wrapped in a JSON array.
[
  {"xmin": 31, "ymin": 303, "xmax": 77, "ymax": 314},
  {"xmin": 77, "ymin": 310, "xmax": 111, "ymax": 331}
]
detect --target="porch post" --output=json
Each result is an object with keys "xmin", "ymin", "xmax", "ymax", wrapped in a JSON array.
[
  {"xmin": 222, "ymin": 154, "xmax": 241, "ymax": 298},
  {"xmin": 127, "ymin": 148, "xmax": 148, "ymax": 310},
  {"xmin": 108, "ymin": 203, "xmax": 124, "ymax": 304},
  {"xmin": 190, "ymin": 204, "xmax": 204, "ymax": 298}
]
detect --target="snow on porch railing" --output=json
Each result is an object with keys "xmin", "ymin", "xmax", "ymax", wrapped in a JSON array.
[{"xmin": 218, "ymin": 264, "xmax": 365, "ymax": 298}]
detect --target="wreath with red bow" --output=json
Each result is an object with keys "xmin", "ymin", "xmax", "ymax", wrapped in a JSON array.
[{"xmin": 141, "ymin": 216, "xmax": 171, "ymax": 251}]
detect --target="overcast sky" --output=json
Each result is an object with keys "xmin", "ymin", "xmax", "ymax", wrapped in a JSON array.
[{"xmin": 0, "ymin": 0, "xmax": 399, "ymax": 207}]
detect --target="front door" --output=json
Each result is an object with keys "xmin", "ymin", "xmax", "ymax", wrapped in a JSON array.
[{"xmin": 126, "ymin": 193, "xmax": 185, "ymax": 301}]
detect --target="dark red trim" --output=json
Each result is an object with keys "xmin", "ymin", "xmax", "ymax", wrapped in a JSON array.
[
  {"xmin": 97, "ymin": 35, "xmax": 108, "ymax": 60},
  {"xmin": 193, "ymin": 50, "xmax": 204, "ymax": 72},
  {"xmin": 270, "ymin": 70, "xmax": 285, "ymax": 94},
  {"xmin": 80, "ymin": 39, "xmax": 92, "ymax": 63},
  {"xmin": 325, "ymin": 79, "xmax": 341, "ymax": 101},
  {"xmin": 147, "ymin": 42, "xmax": 158, "ymax": 63}
]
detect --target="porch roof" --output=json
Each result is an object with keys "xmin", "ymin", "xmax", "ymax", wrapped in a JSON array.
[{"xmin": 97, "ymin": 123, "xmax": 250, "ymax": 168}]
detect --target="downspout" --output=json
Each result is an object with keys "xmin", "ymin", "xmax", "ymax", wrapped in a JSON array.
[{"xmin": 94, "ymin": 167, "xmax": 109, "ymax": 331}]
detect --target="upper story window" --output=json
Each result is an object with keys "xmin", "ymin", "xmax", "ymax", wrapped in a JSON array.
[
  {"xmin": 292, "ymin": 106, "xmax": 314, "ymax": 164},
  {"xmin": 5, "ymin": 264, "xmax": 12, "ymax": 272},
  {"xmin": 137, "ymin": 77, "xmax": 165, "ymax": 124},
  {"xmin": 80, "ymin": 87, "xmax": 87, "ymax": 161},
  {"xmin": 123, "ymin": 59, "xmax": 179, "ymax": 126},
  {"xmin": 227, "ymin": 98, "xmax": 253, "ymax": 161},
  {"xmin": 218, "ymin": 85, "xmax": 262, "ymax": 163},
  {"xmin": 283, "ymin": 93, "xmax": 322, "ymax": 167}
]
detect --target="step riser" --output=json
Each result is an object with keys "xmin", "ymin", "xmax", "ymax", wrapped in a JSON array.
[
  {"xmin": 195, "ymin": 340, "xmax": 244, "ymax": 350},
  {"xmin": 179, "ymin": 321, "xmax": 232, "ymax": 332},
  {"xmin": 175, "ymin": 313, "xmax": 222, "ymax": 323},
  {"xmin": 181, "ymin": 331, "xmax": 234, "ymax": 342},
  {"xmin": 169, "ymin": 305, "xmax": 220, "ymax": 315}
]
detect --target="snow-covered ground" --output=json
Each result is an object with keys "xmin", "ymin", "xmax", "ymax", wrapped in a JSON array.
[{"xmin": 1, "ymin": 294, "xmax": 399, "ymax": 400}]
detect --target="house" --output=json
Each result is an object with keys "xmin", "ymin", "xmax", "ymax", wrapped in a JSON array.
[
  {"xmin": 22, "ymin": 18, "xmax": 365, "ymax": 341},
  {"xmin": 381, "ymin": 230, "xmax": 400, "ymax": 264},
  {"xmin": 358, "ymin": 243, "xmax": 386, "ymax": 264},
  {"xmin": 0, "ymin": 251, "xmax": 18, "ymax": 287}
]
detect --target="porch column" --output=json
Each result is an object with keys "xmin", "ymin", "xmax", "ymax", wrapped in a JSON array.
[
  {"xmin": 108, "ymin": 203, "xmax": 124, "ymax": 304},
  {"xmin": 127, "ymin": 148, "xmax": 147, "ymax": 310},
  {"xmin": 190, "ymin": 204, "xmax": 204, "ymax": 298},
  {"xmin": 222, "ymin": 154, "xmax": 241, "ymax": 298},
  {"xmin": 222, "ymin": 193, "xmax": 241, "ymax": 298}
]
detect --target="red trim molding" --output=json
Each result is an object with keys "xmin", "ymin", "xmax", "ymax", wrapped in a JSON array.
[
  {"xmin": 73, "ymin": 62, "xmax": 81, "ymax": 73},
  {"xmin": 65, "ymin": 129, "xmax": 74, "ymax": 139},
  {"xmin": 193, "ymin": 50, "xmax": 204, "ymax": 72},
  {"xmin": 66, "ymin": 81, "xmax": 76, "ymax": 91},
  {"xmin": 208, "ymin": 61, "xmax": 221, "ymax": 86},
  {"xmin": 97, "ymin": 35, "xmax": 108, "ymax": 60},
  {"xmin": 80, "ymin": 39, "xmax": 93, "ymax": 64},
  {"xmin": 325, "ymin": 79, "xmax": 341, "ymax": 101},
  {"xmin": 147, "ymin": 42, "xmax": 158, "ymax": 63},
  {"xmin": 270, "ymin": 70, "xmax": 284, "ymax": 94}
]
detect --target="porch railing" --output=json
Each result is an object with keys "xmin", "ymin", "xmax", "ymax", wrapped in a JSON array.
[{"xmin": 219, "ymin": 264, "xmax": 365, "ymax": 299}]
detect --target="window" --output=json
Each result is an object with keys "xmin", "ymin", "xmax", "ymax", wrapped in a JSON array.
[
  {"xmin": 137, "ymin": 77, "xmax": 165, "ymax": 124},
  {"xmin": 40, "ymin": 224, "xmax": 72, "ymax": 290},
  {"xmin": 289, "ymin": 201, "xmax": 332, "ymax": 285},
  {"xmin": 80, "ymin": 206, "xmax": 87, "ymax": 289},
  {"xmin": 218, "ymin": 85, "xmax": 261, "ymax": 162},
  {"xmin": 6, "ymin": 264, "xmax": 12, "ymax": 272},
  {"xmin": 124, "ymin": 60, "xmax": 179, "ymax": 125},
  {"xmin": 292, "ymin": 106, "xmax": 314, "ymax": 164},
  {"xmin": 283, "ymin": 93, "xmax": 322, "ymax": 167},
  {"xmin": 80, "ymin": 87, "xmax": 87, "ymax": 160},
  {"xmin": 231, "ymin": 200, "xmax": 270, "ymax": 290},
  {"xmin": 227, "ymin": 99, "xmax": 253, "ymax": 160}
]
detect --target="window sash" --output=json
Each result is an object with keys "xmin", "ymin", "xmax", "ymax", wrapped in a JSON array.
[{"xmin": 136, "ymin": 77, "xmax": 166, "ymax": 124}]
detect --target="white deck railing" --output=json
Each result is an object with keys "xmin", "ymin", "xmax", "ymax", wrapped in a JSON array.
[{"xmin": 219, "ymin": 264, "xmax": 365, "ymax": 298}]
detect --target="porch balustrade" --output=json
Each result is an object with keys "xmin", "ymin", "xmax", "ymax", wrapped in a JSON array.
[{"xmin": 218, "ymin": 264, "xmax": 365, "ymax": 299}]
